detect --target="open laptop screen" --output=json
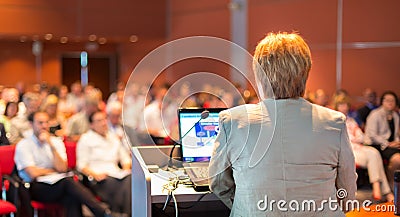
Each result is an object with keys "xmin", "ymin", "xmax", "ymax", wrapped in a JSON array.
[{"xmin": 178, "ymin": 108, "xmax": 226, "ymax": 163}]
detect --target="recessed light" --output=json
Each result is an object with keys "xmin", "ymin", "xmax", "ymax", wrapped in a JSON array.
[
  {"xmin": 98, "ymin": 37, "xmax": 107, "ymax": 44},
  {"xmin": 44, "ymin": 34, "xmax": 53, "ymax": 40},
  {"xmin": 60, "ymin": 37, "xmax": 68, "ymax": 44},
  {"xmin": 89, "ymin": 34, "xmax": 97, "ymax": 42},
  {"xmin": 129, "ymin": 35, "xmax": 138, "ymax": 43}
]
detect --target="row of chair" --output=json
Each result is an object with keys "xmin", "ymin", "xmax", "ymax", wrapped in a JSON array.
[{"xmin": 0, "ymin": 141, "xmax": 78, "ymax": 217}]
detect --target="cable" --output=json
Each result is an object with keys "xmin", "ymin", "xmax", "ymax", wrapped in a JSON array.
[
  {"xmin": 168, "ymin": 143, "xmax": 178, "ymax": 168},
  {"xmin": 162, "ymin": 193, "xmax": 172, "ymax": 211},
  {"xmin": 171, "ymin": 191, "xmax": 178, "ymax": 217},
  {"xmin": 162, "ymin": 178, "xmax": 179, "ymax": 216},
  {"xmin": 161, "ymin": 177, "xmax": 210, "ymax": 216}
]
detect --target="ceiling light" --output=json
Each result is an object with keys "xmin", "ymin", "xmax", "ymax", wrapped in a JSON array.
[
  {"xmin": 89, "ymin": 34, "xmax": 97, "ymax": 42},
  {"xmin": 60, "ymin": 37, "xmax": 68, "ymax": 44},
  {"xmin": 44, "ymin": 34, "xmax": 53, "ymax": 40},
  {"xmin": 129, "ymin": 35, "xmax": 138, "ymax": 43},
  {"xmin": 98, "ymin": 37, "xmax": 107, "ymax": 44}
]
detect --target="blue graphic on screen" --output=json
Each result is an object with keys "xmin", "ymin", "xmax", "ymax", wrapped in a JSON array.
[{"xmin": 194, "ymin": 122, "xmax": 219, "ymax": 146}]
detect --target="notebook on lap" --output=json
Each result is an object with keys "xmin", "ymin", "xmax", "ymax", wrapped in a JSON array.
[{"xmin": 178, "ymin": 108, "xmax": 226, "ymax": 191}]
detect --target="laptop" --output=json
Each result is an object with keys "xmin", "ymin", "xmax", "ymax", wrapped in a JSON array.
[{"xmin": 178, "ymin": 108, "xmax": 226, "ymax": 191}]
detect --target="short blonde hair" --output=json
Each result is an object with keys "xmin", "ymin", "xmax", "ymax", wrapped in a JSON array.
[
  {"xmin": 41, "ymin": 94, "xmax": 59, "ymax": 110},
  {"xmin": 332, "ymin": 94, "xmax": 351, "ymax": 111},
  {"xmin": 253, "ymin": 32, "xmax": 312, "ymax": 99}
]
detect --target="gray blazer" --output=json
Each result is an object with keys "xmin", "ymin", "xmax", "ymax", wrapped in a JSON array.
[
  {"xmin": 209, "ymin": 98, "xmax": 357, "ymax": 217},
  {"xmin": 364, "ymin": 106, "xmax": 400, "ymax": 150}
]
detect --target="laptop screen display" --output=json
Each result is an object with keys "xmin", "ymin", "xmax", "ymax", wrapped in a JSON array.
[{"xmin": 178, "ymin": 108, "xmax": 226, "ymax": 162}]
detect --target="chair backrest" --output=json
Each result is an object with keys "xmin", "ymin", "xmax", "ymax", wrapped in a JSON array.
[
  {"xmin": 0, "ymin": 145, "xmax": 16, "ymax": 175},
  {"xmin": 64, "ymin": 141, "xmax": 77, "ymax": 169}
]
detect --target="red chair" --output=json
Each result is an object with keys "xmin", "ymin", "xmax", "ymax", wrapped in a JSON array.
[
  {"xmin": 0, "ymin": 145, "xmax": 18, "ymax": 209},
  {"xmin": 0, "ymin": 145, "xmax": 16, "ymax": 180},
  {"xmin": 30, "ymin": 200, "xmax": 63, "ymax": 217},
  {"xmin": 63, "ymin": 141, "xmax": 106, "ymax": 204},
  {"xmin": 0, "ymin": 168, "xmax": 16, "ymax": 217},
  {"xmin": 0, "ymin": 199, "xmax": 16, "ymax": 217},
  {"xmin": 64, "ymin": 140, "xmax": 77, "ymax": 170},
  {"xmin": 0, "ymin": 145, "xmax": 63, "ymax": 217}
]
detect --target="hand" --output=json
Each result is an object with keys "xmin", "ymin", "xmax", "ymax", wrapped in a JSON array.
[
  {"xmin": 38, "ymin": 131, "xmax": 51, "ymax": 144},
  {"xmin": 388, "ymin": 141, "xmax": 400, "ymax": 149},
  {"xmin": 93, "ymin": 173, "xmax": 107, "ymax": 182}
]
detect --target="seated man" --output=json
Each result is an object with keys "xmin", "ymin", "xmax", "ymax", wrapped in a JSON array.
[
  {"xmin": 77, "ymin": 111, "xmax": 132, "ymax": 216},
  {"xmin": 14, "ymin": 111, "xmax": 112, "ymax": 217},
  {"xmin": 9, "ymin": 92, "xmax": 40, "ymax": 144},
  {"xmin": 65, "ymin": 93, "xmax": 100, "ymax": 142}
]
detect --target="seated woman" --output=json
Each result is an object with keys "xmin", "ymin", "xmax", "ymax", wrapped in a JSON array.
[
  {"xmin": 365, "ymin": 91, "xmax": 400, "ymax": 191},
  {"xmin": 333, "ymin": 95, "xmax": 394, "ymax": 201},
  {"xmin": 41, "ymin": 94, "xmax": 66, "ymax": 137},
  {"xmin": 0, "ymin": 101, "xmax": 19, "ymax": 136}
]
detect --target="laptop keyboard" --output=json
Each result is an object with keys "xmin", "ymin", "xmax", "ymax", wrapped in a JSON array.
[{"xmin": 191, "ymin": 167, "xmax": 209, "ymax": 179}]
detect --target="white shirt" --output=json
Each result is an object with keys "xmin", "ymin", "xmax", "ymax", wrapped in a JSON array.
[
  {"xmin": 108, "ymin": 122, "xmax": 124, "ymax": 139},
  {"xmin": 14, "ymin": 135, "xmax": 67, "ymax": 182},
  {"xmin": 142, "ymin": 101, "xmax": 168, "ymax": 137},
  {"xmin": 76, "ymin": 130, "xmax": 131, "ymax": 177}
]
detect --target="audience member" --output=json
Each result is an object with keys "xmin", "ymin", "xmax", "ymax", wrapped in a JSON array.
[
  {"xmin": 9, "ymin": 92, "xmax": 40, "ymax": 143},
  {"xmin": 65, "ymin": 93, "xmax": 100, "ymax": 142},
  {"xmin": 41, "ymin": 94, "xmax": 66, "ymax": 137},
  {"xmin": 38, "ymin": 82, "xmax": 50, "ymax": 103},
  {"xmin": 0, "ymin": 122, "xmax": 10, "ymax": 145},
  {"xmin": 14, "ymin": 111, "xmax": 112, "ymax": 217},
  {"xmin": 313, "ymin": 88, "xmax": 329, "ymax": 107},
  {"xmin": 356, "ymin": 88, "xmax": 378, "ymax": 129},
  {"xmin": 15, "ymin": 81, "xmax": 25, "ymax": 102},
  {"xmin": 57, "ymin": 85, "xmax": 75, "ymax": 119},
  {"xmin": 333, "ymin": 95, "xmax": 393, "ymax": 201},
  {"xmin": 0, "ymin": 101, "xmax": 19, "ymax": 136},
  {"xmin": 122, "ymin": 83, "xmax": 146, "ymax": 130},
  {"xmin": 77, "ymin": 111, "xmax": 131, "ymax": 216},
  {"xmin": 106, "ymin": 101, "xmax": 124, "ymax": 140},
  {"xmin": 209, "ymin": 32, "xmax": 356, "ymax": 216},
  {"xmin": 107, "ymin": 81, "xmax": 125, "ymax": 105},
  {"xmin": 142, "ymin": 84, "xmax": 170, "ymax": 138},
  {"xmin": 66, "ymin": 81, "xmax": 85, "ymax": 113},
  {"xmin": 0, "ymin": 88, "xmax": 20, "ymax": 115},
  {"xmin": 365, "ymin": 91, "xmax": 400, "ymax": 188}
]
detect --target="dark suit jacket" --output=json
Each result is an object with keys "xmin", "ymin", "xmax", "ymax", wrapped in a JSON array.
[{"xmin": 0, "ymin": 123, "xmax": 10, "ymax": 145}]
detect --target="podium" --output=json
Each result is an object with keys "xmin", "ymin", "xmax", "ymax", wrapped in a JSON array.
[{"xmin": 131, "ymin": 145, "xmax": 229, "ymax": 217}]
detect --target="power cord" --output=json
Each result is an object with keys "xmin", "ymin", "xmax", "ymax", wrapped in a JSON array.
[{"xmin": 162, "ymin": 178, "xmax": 179, "ymax": 217}]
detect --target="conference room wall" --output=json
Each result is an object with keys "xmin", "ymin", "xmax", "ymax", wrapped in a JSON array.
[
  {"xmin": 0, "ymin": 41, "xmax": 117, "ymax": 89},
  {"xmin": 0, "ymin": 0, "xmax": 399, "ymax": 100},
  {"xmin": 168, "ymin": 0, "xmax": 400, "ymax": 98}
]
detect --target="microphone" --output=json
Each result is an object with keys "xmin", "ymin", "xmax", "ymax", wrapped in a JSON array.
[{"xmin": 168, "ymin": 110, "xmax": 209, "ymax": 168}]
